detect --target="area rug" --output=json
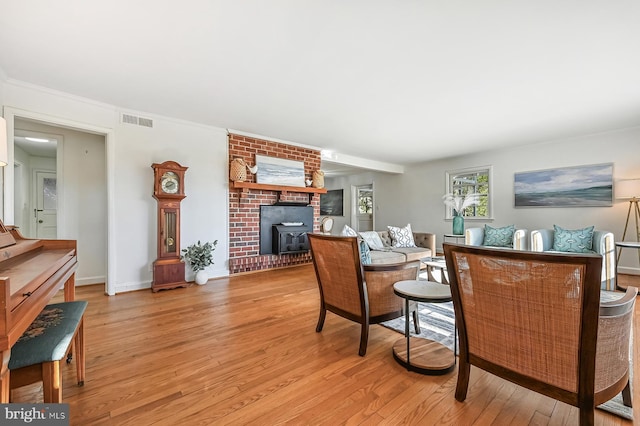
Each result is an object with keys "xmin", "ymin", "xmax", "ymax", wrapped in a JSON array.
[{"xmin": 380, "ymin": 295, "xmax": 633, "ymax": 421}]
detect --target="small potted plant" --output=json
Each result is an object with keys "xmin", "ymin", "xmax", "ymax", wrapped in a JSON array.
[{"xmin": 181, "ymin": 240, "xmax": 218, "ymax": 285}]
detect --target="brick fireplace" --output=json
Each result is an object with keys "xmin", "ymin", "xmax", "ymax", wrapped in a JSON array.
[{"xmin": 228, "ymin": 133, "xmax": 323, "ymax": 274}]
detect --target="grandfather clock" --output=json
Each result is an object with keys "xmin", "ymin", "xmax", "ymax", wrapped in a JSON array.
[{"xmin": 151, "ymin": 161, "xmax": 188, "ymax": 292}]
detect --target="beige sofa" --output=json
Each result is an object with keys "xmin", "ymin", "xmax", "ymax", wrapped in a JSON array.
[{"xmin": 368, "ymin": 230, "xmax": 436, "ymax": 265}]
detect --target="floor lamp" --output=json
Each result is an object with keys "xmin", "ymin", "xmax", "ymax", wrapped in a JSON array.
[{"xmin": 616, "ymin": 178, "xmax": 640, "ymax": 265}]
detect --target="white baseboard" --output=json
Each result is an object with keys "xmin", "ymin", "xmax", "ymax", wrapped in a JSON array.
[
  {"xmin": 115, "ymin": 280, "xmax": 151, "ymax": 293},
  {"xmin": 76, "ymin": 275, "xmax": 106, "ymax": 286},
  {"xmin": 113, "ymin": 269, "xmax": 229, "ymax": 294},
  {"xmin": 617, "ymin": 266, "xmax": 640, "ymax": 276}
]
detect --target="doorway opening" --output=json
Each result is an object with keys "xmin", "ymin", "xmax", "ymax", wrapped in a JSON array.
[
  {"xmin": 13, "ymin": 124, "xmax": 61, "ymax": 238},
  {"xmin": 4, "ymin": 108, "xmax": 112, "ymax": 294}
]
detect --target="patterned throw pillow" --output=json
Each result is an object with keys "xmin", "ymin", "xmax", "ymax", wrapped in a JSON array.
[
  {"xmin": 552, "ymin": 225, "xmax": 595, "ymax": 253},
  {"xmin": 359, "ymin": 231, "xmax": 385, "ymax": 250},
  {"xmin": 340, "ymin": 224, "xmax": 358, "ymax": 237},
  {"xmin": 482, "ymin": 225, "xmax": 515, "ymax": 248},
  {"xmin": 358, "ymin": 239, "xmax": 371, "ymax": 265},
  {"xmin": 387, "ymin": 224, "xmax": 416, "ymax": 248}
]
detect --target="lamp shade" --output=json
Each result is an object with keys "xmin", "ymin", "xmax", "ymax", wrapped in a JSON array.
[
  {"xmin": 616, "ymin": 178, "xmax": 640, "ymax": 200},
  {"xmin": 0, "ymin": 117, "xmax": 7, "ymax": 167}
]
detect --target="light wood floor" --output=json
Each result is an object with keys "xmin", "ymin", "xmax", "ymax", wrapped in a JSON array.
[{"xmin": 11, "ymin": 267, "xmax": 640, "ymax": 425}]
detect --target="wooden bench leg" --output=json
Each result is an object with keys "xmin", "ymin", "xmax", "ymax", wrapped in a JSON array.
[
  {"xmin": 0, "ymin": 350, "xmax": 10, "ymax": 403},
  {"xmin": 42, "ymin": 361, "xmax": 62, "ymax": 403}
]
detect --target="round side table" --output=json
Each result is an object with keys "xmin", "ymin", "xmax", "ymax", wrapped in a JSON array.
[
  {"xmin": 615, "ymin": 241, "xmax": 640, "ymax": 291},
  {"xmin": 392, "ymin": 280, "xmax": 456, "ymax": 375}
]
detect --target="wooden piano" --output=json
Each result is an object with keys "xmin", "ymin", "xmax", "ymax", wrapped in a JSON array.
[{"xmin": 0, "ymin": 222, "xmax": 77, "ymax": 402}]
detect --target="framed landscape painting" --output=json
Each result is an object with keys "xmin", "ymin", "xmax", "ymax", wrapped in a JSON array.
[
  {"xmin": 514, "ymin": 163, "xmax": 613, "ymax": 207},
  {"xmin": 255, "ymin": 155, "xmax": 306, "ymax": 187}
]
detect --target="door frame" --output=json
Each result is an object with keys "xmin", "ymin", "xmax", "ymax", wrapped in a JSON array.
[
  {"xmin": 3, "ymin": 106, "xmax": 116, "ymax": 295},
  {"xmin": 13, "ymin": 159, "xmax": 26, "ymax": 235}
]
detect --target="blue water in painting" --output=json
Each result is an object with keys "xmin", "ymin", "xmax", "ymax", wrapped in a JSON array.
[
  {"xmin": 257, "ymin": 163, "xmax": 305, "ymax": 186},
  {"xmin": 515, "ymin": 186, "xmax": 612, "ymax": 207}
]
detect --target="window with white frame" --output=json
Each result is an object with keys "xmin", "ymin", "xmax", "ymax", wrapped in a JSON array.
[{"xmin": 445, "ymin": 166, "xmax": 492, "ymax": 219}]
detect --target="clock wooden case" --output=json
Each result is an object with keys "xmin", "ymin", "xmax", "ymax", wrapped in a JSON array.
[{"xmin": 151, "ymin": 161, "xmax": 188, "ymax": 292}]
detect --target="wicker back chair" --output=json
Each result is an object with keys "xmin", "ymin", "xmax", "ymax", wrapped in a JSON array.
[
  {"xmin": 443, "ymin": 243, "xmax": 636, "ymax": 426},
  {"xmin": 308, "ymin": 233, "xmax": 421, "ymax": 356}
]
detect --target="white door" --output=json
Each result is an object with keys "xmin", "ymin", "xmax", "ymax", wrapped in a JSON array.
[
  {"xmin": 355, "ymin": 185, "xmax": 374, "ymax": 232},
  {"xmin": 35, "ymin": 171, "xmax": 57, "ymax": 239}
]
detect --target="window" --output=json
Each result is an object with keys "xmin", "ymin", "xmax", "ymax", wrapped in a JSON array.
[
  {"xmin": 357, "ymin": 187, "xmax": 373, "ymax": 214},
  {"xmin": 445, "ymin": 166, "xmax": 492, "ymax": 219}
]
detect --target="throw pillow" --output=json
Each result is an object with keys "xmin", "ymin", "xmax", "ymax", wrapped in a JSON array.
[
  {"xmin": 482, "ymin": 225, "xmax": 515, "ymax": 248},
  {"xmin": 340, "ymin": 224, "xmax": 358, "ymax": 237},
  {"xmin": 358, "ymin": 239, "xmax": 371, "ymax": 265},
  {"xmin": 359, "ymin": 231, "xmax": 385, "ymax": 250},
  {"xmin": 387, "ymin": 224, "xmax": 416, "ymax": 248},
  {"xmin": 552, "ymin": 225, "xmax": 595, "ymax": 253}
]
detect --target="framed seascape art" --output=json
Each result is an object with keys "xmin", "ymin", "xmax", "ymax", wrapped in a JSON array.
[
  {"xmin": 320, "ymin": 189, "xmax": 344, "ymax": 216},
  {"xmin": 255, "ymin": 155, "xmax": 306, "ymax": 187},
  {"xmin": 514, "ymin": 163, "xmax": 613, "ymax": 207}
]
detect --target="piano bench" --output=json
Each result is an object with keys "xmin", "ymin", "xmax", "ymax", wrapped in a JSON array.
[{"xmin": 9, "ymin": 301, "xmax": 87, "ymax": 403}]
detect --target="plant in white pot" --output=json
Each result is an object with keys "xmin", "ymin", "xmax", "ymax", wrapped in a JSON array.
[{"xmin": 181, "ymin": 240, "xmax": 218, "ymax": 285}]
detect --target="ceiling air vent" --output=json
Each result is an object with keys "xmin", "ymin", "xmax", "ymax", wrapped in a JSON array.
[
  {"xmin": 121, "ymin": 113, "xmax": 154, "ymax": 128},
  {"xmin": 138, "ymin": 117, "xmax": 153, "ymax": 128},
  {"xmin": 121, "ymin": 113, "xmax": 138, "ymax": 125}
]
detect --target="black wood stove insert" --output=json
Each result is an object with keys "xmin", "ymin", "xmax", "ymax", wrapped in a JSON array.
[{"xmin": 259, "ymin": 203, "xmax": 314, "ymax": 255}]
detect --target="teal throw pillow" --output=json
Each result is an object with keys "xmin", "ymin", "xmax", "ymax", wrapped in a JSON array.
[
  {"xmin": 552, "ymin": 225, "xmax": 595, "ymax": 253},
  {"xmin": 358, "ymin": 239, "xmax": 372, "ymax": 265},
  {"xmin": 482, "ymin": 225, "xmax": 515, "ymax": 247}
]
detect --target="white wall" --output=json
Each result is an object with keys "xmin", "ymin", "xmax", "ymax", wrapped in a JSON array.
[
  {"xmin": 371, "ymin": 126, "xmax": 640, "ymax": 274},
  {"xmin": 3, "ymin": 77, "xmax": 639, "ymax": 293},
  {"xmin": 13, "ymin": 144, "xmax": 33, "ymax": 235},
  {"xmin": 2, "ymin": 80, "xmax": 229, "ymax": 294}
]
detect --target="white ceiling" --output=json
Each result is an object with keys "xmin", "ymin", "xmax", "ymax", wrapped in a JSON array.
[{"xmin": 1, "ymin": 1, "xmax": 639, "ymax": 168}]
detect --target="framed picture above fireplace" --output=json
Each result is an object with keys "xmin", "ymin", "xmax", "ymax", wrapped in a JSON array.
[{"xmin": 255, "ymin": 155, "xmax": 306, "ymax": 187}]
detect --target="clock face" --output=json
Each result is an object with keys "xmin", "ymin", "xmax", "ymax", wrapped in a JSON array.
[{"xmin": 161, "ymin": 171, "xmax": 179, "ymax": 194}]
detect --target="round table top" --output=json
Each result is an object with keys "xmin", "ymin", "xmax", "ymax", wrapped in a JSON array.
[
  {"xmin": 393, "ymin": 280, "xmax": 452, "ymax": 303},
  {"xmin": 421, "ymin": 257, "xmax": 447, "ymax": 268},
  {"xmin": 615, "ymin": 241, "xmax": 640, "ymax": 248}
]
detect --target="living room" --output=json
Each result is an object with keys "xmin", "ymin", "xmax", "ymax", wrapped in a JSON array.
[
  {"xmin": 1, "ymin": 2, "xmax": 639, "ymax": 424},
  {"xmin": 1, "ymin": 3, "xmax": 639, "ymax": 291}
]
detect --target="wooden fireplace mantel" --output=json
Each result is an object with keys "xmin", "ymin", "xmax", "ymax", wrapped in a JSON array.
[{"xmin": 231, "ymin": 181, "xmax": 327, "ymax": 201}]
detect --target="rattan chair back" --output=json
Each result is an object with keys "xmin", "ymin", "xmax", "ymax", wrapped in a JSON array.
[
  {"xmin": 443, "ymin": 243, "xmax": 636, "ymax": 426},
  {"xmin": 308, "ymin": 233, "xmax": 421, "ymax": 356}
]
